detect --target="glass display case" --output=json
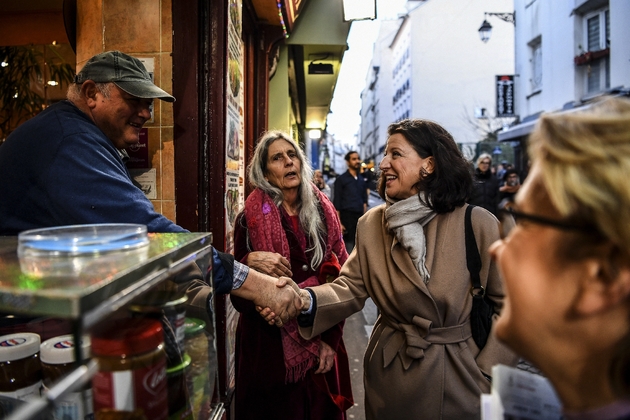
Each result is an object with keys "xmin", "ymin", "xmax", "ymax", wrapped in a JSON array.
[{"xmin": 0, "ymin": 230, "xmax": 222, "ymax": 420}]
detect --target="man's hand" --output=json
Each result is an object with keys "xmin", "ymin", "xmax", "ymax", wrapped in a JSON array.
[
  {"xmin": 499, "ymin": 184, "xmax": 520, "ymax": 193},
  {"xmin": 231, "ymin": 270, "xmax": 301, "ymax": 326},
  {"xmin": 257, "ymin": 278, "xmax": 311, "ymax": 326},
  {"xmin": 246, "ymin": 251, "xmax": 292, "ymax": 278}
]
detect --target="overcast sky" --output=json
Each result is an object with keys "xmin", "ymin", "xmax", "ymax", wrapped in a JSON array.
[{"xmin": 326, "ymin": 0, "xmax": 408, "ymax": 145}]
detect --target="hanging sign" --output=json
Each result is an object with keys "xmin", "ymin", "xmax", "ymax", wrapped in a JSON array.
[{"xmin": 496, "ymin": 75, "xmax": 515, "ymax": 117}]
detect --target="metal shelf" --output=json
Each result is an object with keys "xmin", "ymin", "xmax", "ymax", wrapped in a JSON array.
[
  {"xmin": 0, "ymin": 232, "xmax": 215, "ymax": 420},
  {"xmin": 0, "ymin": 232, "xmax": 213, "ymax": 320}
]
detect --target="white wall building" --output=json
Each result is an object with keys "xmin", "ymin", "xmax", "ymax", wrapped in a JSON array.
[
  {"xmin": 360, "ymin": 19, "xmax": 400, "ymax": 168},
  {"xmin": 359, "ymin": 0, "xmax": 515, "ymax": 167},
  {"xmin": 499, "ymin": 0, "xmax": 630, "ymax": 170}
]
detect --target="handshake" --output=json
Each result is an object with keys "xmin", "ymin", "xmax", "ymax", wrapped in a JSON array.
[
  {"xmin": 253, "ymin": 276, "xmax": 311, "ymax": 327},
  {"xmin": 233, "ymin": 251, "xmax": 315, "ymax": 327}
]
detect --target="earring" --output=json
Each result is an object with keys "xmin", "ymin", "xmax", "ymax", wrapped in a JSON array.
[{"xmin": 421, "ymin": 167, "xmax": 429, "ymax": 177}]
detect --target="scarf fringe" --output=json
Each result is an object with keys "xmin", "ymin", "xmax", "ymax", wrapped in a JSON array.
[{"xmin": 285, "ymin": 355, "xmax": 317, "ymax": 383}]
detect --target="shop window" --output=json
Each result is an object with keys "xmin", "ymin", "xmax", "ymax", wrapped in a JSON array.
[{"xmin": 529, "ymin": 37, "xmax": 542, "ymax": 92}]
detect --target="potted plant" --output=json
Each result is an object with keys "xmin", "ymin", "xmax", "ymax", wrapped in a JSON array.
[
  {"xmin": 574, "ymin": 47, "xmax": 610, "ymax": 66},
  {"xmin": 0, "ymin": 45, "xmax": 75, "ymax": 143}
]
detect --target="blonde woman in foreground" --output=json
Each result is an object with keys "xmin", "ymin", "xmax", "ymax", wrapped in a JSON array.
[{"xmin": 490, "ymin": 96, "xmax": 630, "ymax": 419}]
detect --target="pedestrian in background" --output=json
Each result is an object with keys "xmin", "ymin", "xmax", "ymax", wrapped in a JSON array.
[
  {"xmin": 496, "ymin": 160, "xmax": 509, "ymax": 181},
  {"xmin": 284, "ymin": 119, "xmax": 517, "ymax": 420},
  {"xmin": 496, "ymin": 169, "xmax": 521, "ymax": 238},
  {"xmin": 470, "ymin": 153, "xmax": 499, "ymax": 215},
  {"xmin": 491, "ymin": 96, "xmax": 630, "ymax": 419},
  {"xmin": 231, "ymin": 131, "xmax": 353, "ymax": 420},
  {"xmin": 498, "ymin": 169, "xmax": 521, "ymax": 208},
  {"xmin": 334, "ymin": 150, "xmax": 368, "ymax": 252},
  {"xmin": 313, "ymin": 169, "xmax": 332, "ymax": 200}
]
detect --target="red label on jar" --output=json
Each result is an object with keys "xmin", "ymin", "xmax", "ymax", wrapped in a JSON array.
[{"xmin": 93, "ymin": 359, "xmax": 167, "ymax": 420}]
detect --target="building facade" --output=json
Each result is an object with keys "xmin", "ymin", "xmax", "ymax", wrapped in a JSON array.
[
  {"xmin": 499, "ymin": 0, "xmax": 630, "ymax": 171},
  {"xmin": 359, "ymin": 0, "xmax": 515, "ymax": 167},
  {"xmin": 359, "ymin": 19, "xmax": 400, "ymax": 170}
]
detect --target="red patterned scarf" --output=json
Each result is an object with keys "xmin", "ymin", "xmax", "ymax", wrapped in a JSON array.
[{"xmin": 243, "ymin": 184, "xmax": 347, "ymax": 383}]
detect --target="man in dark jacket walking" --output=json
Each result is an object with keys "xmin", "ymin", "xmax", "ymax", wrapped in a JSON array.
[{"xmin": 334, "ymin": 150, "xmax": 368, "ymax": 252}]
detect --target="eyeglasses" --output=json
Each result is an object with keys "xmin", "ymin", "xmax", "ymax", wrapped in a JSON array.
[
  {"xmin": 498, "ymin": 207, "xmax": 594, "ymax": 232},
  {"xmin": 480, "ymin": 161, "xmax": 490, "ymax": 165}
]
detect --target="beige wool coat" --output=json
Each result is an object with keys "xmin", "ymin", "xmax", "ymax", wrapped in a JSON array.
[{"xmin": 300, "ymin": 203, "xmax": 518, "ymax": 420}]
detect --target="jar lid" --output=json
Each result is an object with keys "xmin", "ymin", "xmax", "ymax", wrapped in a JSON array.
[
  {"xmin": 184, "ymin": 318, "xmax": 206, "ymax": 337},
  {"xmin": 18, "ymin": 223, "xmax": 149, "ymax": 256},
  {"xmin": 166, "ymin": 353, "xmax": 191, "ymax": 375},
  {"xmin": 91, "ymin": 318, "xmax": 163, "ymax": 357},
  {"xmin": 40, "ymin": 335, "xmax": 91, "ymax": 364},
  {"xmin": 0, "ymin": 333, "xmax": 41, "ymax": 361}
]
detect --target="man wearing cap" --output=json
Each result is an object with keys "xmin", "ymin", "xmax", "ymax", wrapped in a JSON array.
[{"xmin": 0, "ymin": 51, "xmax": 300, "ymax": 325}]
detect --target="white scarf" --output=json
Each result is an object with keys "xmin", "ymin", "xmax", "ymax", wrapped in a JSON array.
[{"xmin": 385, "ymin": 193, "xmax": 436, "ymax": 283}]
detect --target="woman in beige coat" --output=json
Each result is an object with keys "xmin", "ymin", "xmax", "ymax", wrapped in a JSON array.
[{"xmin": 280, "ymin": 119, "xmax": 518, "ymax": 419}]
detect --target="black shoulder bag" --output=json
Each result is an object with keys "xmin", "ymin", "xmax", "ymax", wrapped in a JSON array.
[{"xmin": 465, "ymin": 205, "xmax": 495, "ymax": 349}]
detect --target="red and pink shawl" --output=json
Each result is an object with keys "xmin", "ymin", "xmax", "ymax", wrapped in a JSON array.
[{"xmin": 243, "ymin": 184, "xmax": 348, "ymax": 383}]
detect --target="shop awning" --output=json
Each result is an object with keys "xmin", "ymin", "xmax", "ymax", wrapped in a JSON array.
[
  {"xmin": 285, "ymin": 0, "xmax": 351, "ymax": 130},
  {"xmin": 497, "ymin": 118, "xmax": 539, "ymax": 142}
]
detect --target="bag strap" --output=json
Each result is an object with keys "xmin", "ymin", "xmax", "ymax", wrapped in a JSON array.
[{"xmin": 465, "ymin": 205, "xmax": 483, "ymax": 291}]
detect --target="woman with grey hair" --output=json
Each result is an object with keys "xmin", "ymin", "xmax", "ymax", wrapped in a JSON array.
[
  {"xmin": 230, "ymin": 131, "xmax": 353, "ymax": 419},
  {"xmin": 470, "ymin": 152, "xmax": 500, "ymax": 215}
]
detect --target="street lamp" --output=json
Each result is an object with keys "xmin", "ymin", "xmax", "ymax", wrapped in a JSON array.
[
  {"xmin": 308, "ymin": 129, "xmax": 322, "ymax": 139},
  {"xmin": 478, "ymin": 12, "xmax": 515, "ymax": 43}
]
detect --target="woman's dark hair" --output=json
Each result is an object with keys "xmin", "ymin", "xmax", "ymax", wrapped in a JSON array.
[{"xmin": 377, "ymin": 119, "xmax": 473, "ymax": 213}]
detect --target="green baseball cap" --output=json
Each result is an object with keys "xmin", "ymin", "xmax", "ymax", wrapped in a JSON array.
[{"xmin": 74, "ymin": 50, "xmax": 175, "ymax": 102}]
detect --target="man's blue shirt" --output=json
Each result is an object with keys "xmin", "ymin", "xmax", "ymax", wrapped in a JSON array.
[{"xmin": 0, "ymin": 101, "xmax": 183, "ymax": 235}]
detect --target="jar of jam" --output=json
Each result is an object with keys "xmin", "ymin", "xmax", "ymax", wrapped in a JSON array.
[
  {"xmin": 0, "ymin": 332, "xmax": 42, "ymax": 401},
  {"xmin": 129, "ymin": 293, "xmax": 187, "ymax": 368},
  {"xmin": 91, "ymin": 318, "xmax": 167, "ymax": 420},
  {"xmin": 40, "ymin": 334, "xmax": 93, "ymax": 420}
]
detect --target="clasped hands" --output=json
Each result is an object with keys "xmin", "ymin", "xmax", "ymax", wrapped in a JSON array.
[
  {"xmin": 246, "ymin": 251, "xmax": 311, "ymax": 327},
  {"xmin": 254, "ymin": 277, "xmax": 310, "ymax": 327}
]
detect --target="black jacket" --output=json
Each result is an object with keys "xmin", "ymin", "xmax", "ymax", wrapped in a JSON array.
[{"xmin": 470, "ymin": 168, "xmax": 499, "ymax": 215}]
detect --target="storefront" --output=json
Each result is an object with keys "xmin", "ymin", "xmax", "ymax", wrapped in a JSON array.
[{"xmin": 0, "ymin": 0, "xmax": 352, "ymax": 417}]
